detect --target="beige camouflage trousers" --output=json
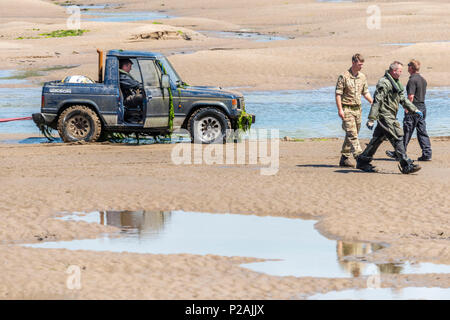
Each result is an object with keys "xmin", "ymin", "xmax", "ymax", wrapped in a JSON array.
[{"xmin": 341, "ymin": 107, "xmax": 362, "ymax": 158}]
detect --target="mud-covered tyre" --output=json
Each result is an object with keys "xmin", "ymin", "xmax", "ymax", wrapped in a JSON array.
[
  {"xmin": 187, "ymin": 107, "xmax": 231, "ymax": 144},
  {"xmin": 57, "ymin": 105, "xmax": 102, "ymax": 142}
]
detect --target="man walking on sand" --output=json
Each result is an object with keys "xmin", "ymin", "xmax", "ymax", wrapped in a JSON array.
[
  {"xmin": 386, "ymin": 59, "xmax": 432, "ymax": 161},
  {"xmin": 335, "ymin": 54, "xmax": 373, "ymax": 167},
  {"xmin": 356, "ymin": 61, "xmax": 423, "ymax": 174}
]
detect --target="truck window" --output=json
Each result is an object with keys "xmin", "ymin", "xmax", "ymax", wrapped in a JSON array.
[
  {"xmin": 127, "ymin": 58, "xmax": 143, "ymax": 83},
  {"xmin": 138, "ymin": 59, "xmax": 161, "ymax": 87}
]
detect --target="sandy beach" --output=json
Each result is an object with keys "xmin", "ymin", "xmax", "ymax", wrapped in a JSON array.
[{"xmin": 0, "ymin": 0, "xmax": 449, "ymax": 299}]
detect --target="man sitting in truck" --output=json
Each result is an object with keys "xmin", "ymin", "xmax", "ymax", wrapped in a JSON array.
[{"xmin": 119, "ymin": 58, "xmax": 144, "ymax": 111}]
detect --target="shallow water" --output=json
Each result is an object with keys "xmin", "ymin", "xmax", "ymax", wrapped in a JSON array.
[
  {"xmin": 24, "ymin": 210, "xmax": 450, "ymax": 279},
  {"xmin": 1, "ymin": 85, "xmax": 449, "ymax": 138},
  {"xmin": 0, "ymin": 87, "xmax": 41, "ymax": 134},
  {"xmin": 243, "ymin": 87, "xmax": 450, "ymax": 138},
  {"xmin": 200, "ymin": 31, "xmax": 289, "ymax": 42},
  {"xmin": 0, "ymin": 70, "xmax": 29, "ymax": 85},
  {"xmin": 308, "ymin": 287, "xmax": 450, "ymax": 300},
  {"xmin": 0, "ymin": 137, "xmax": 61, "ymax": 144}
]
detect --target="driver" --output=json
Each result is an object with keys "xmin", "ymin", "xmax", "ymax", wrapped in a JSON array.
[{"xmin": 119, "ymin": 59, "xmax": 143, "ymax": 108}]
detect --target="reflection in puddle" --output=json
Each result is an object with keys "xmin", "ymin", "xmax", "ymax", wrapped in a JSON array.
[
  {"xmin": 24, "ymin": 210, "xmax": 450, "ymax": 279},
  {"xmin": 200, "ymin": 31, "xmax": 289, "ymax": 42},
  {"xmin": 308, "ymin": 287, "xmax": 450, "ymax": 300}
]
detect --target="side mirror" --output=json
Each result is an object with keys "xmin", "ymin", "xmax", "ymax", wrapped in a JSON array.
[{"xmin": 161, "ymin": 74, "xmax": 170, "ymax": 89}]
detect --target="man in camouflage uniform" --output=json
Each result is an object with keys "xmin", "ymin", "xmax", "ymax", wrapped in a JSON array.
[
  {"xmin": 335, "ymin": 54, "xmax": 373, "ymax": 167},
  {"xmin": 356, "ymin": 61, "xmax": 423, "ymax": 174}
]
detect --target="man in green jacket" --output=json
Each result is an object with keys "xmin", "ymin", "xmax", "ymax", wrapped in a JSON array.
[{"xmin": 356, "ymin": 61, "xmax": 423, "ymax": 174}]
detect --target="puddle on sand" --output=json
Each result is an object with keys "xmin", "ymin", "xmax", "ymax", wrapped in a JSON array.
[
  {"xmin": 82, "ymin": 11, "xmax": 172, "ymax": 22},
  {"xmin": 24, "ymin": 210, "xmax": 450, "ymax": 279},
  {"xmin": 382, "ymin": 41, "xmax": 450, "ymax": 46},
  {"xmin": 200, "ymin": 31, "xmax": 289, "ymax": 42},
  {"xmin": 308, "ymin": 287, "xmax": 450, "ymax": 300}
]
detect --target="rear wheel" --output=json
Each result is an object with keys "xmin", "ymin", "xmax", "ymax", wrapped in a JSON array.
[
  {"xmin": 57, "ymin": 105, "xmax": 102, "ymax": 142},
  {"xmin": 187, "ymin": 107, "xmax": 231, "ymax": 144}
]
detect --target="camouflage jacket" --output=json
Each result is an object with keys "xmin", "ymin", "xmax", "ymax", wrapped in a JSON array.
[
  {"xmin": 335, "ymin": 68, "xmax": 369, "ymax": 106},
  {"xmin": 368, "ymin": 71, "xmax": 418, "ymax": 139}
]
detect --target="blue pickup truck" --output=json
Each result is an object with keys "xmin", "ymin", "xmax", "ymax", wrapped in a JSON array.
[{"xmin": 32, "ymin": 49, "xmax": 254, "ymax": 143}]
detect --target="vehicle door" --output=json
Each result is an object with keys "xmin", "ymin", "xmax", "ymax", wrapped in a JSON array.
[{"xmin": 137, "ymin": 59, "xmax": 169, "ymax": 128}]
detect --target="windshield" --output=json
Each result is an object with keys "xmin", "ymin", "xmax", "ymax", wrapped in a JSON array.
[{"xmin": 157, "ymin": 57, "xmax": 183, "ymax": 86}]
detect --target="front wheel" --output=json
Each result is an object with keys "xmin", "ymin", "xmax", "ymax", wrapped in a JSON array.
[
  {"xmin": 57, "ymin": 105, "xmax": 102, "ymax": 142},
  {"xmin": 187, "ymin": 107, "xmax": 231, "ymax": 144}
]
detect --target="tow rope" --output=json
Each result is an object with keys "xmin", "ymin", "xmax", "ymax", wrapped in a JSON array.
[{"xmin": 0, "ymin": 116, "xmax": 32, "ymax": 123}]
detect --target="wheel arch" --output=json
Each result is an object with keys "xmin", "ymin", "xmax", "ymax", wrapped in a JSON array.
[
  {"xmin": 182, "ymin": 102, "xmax": 230, "ymax": 129},
  {"xmin": 57, "ymin": 100, "xmax": 106, "ymax": 127}
]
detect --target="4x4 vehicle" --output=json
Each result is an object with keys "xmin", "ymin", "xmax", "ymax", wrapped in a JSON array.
[{"xmin": 32, "ymin": 49, "xmax": 254, "ymax": 143}]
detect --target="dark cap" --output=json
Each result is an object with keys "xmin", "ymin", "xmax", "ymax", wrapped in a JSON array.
[{"xmin": 119, "ymin": 58, "xmax": 133, "ymax": 68}]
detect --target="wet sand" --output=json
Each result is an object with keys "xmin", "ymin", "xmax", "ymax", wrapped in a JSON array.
[
  {"xmin": 0, "ymin": 0, "xmax": 449, "ymax": 299},
  {"xmin": 0, "ymin": 137, "xmax": 449, "ymax": 299}
]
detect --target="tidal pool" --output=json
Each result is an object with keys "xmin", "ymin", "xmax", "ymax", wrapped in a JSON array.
[
  {"xmin": 24, "ymin": 210, "xmax": 450, "ymax": 279},
  {"xmin": 82, "ymin": 10, "xmax": 172, "ymax": 22},
  {"xmin": 200, "ymin": 31, "xmax": 289, "ymax": 42}
]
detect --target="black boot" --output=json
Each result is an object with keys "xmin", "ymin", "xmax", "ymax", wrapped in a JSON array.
[
  {"xmin": 399, "ymin": 161, "xmax": 421, "ymax": 174},
  {"xmin": 385, "ymin": 150, "xmax": 399, "ymax": 160},
  {"xmin": 339, "ymin": 155, "xmax": 354, "ymax": 168},
  {"xmin": 356, "ymin": 155, "xmax": 377, "ymax": 172}
]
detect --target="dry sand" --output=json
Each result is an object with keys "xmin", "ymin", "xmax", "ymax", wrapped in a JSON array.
[
  {"xmin": 0, "ymin": 0, "xmax": 449, "ymax": 89},
  {"xmin": 0, "ymin": 0, "xmax": 449, "ymax": 299}
]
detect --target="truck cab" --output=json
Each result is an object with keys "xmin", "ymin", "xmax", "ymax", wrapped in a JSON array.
[{"xmin": 33, "ymin": 50, "xmax": 254, "ymax": 143}]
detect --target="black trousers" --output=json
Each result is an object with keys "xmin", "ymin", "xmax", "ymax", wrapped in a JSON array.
[
  {"xmin": 359, "ymin": 122, "xmax": 412, "ymax": 168},
  {"xmin": 403, "ymin": 108, "xmax": 432, "ymax": 158},
  {"xmin": 124, "ymin": 93, "xmax": 144, "ymax": 109}
]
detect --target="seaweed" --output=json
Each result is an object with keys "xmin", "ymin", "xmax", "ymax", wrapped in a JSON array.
[{"xmin": 39, "ymin": 29, "xmax": 89, "ymax": 38}]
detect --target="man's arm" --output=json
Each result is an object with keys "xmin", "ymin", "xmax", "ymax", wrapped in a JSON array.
[
  {"xmin": 335, "ymin": 75, "xmax": 345, "ymax": 120},
  {"xmin": 336, "ymin": 94, "xmax": 345, "ymax": 120},
  {"xmin": 368, "ymin": 82, "xmax": 386, "ymax": 120},
  {"xmin": 362, "ymin": 78, "xmax": 373, "ymax": 104},
  {"xmin": 363, "ymin": 92, "xmax": 373, "ymax": 104},
  {"xmin": 400, "ymin": 90, "xmax": 417, "ymax": 113},
  {"xmin": 120, "ymin": 74, "xmax": 141, "ymax": 90}
]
